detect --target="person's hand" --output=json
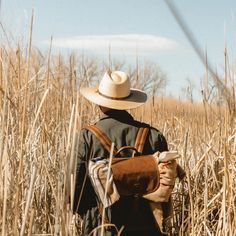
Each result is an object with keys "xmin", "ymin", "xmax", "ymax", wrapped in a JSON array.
[
  {"xmin": 144, "ymin": 151, "xmax": 179, "ymax": 202},
  {"xmin": 144, "ymin": 151, "xmax": 183, "ymax": 202},
  {"xmin": 154, "ymin": 151, "xmax": 180, "ymax": 186},
  {"xmin": 158, "ymin": 160, "xmax": 177, "ymax": 186}
]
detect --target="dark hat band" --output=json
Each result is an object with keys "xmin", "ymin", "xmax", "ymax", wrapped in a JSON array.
[{"xmin": 98, "ymin": 90, "xmax": 131, "ymax": 100}]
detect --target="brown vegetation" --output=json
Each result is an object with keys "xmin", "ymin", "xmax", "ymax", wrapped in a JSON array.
[{"xmin": 0, "ymin": 43, "xmax": 235, "ymax": 235}]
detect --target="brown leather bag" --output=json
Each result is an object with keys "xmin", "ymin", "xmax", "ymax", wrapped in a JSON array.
[{"xmin": 85, "ymin": 125, "xmax": 160, "ymax": 197}]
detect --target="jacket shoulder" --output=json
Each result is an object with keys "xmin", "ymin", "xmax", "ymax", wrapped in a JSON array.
[{"xmin": 146, "ymin": 126, "xmax": 168, "ymax": 152}]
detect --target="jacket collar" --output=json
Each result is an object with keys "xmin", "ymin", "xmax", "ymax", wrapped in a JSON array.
[{"xmin": 100, "ymin": 109, "xmax": 134, "ymax": 123}]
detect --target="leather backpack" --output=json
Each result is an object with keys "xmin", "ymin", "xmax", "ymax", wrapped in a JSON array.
[{"xmin": 85, "ymin": 125, "xmax": 160, "ymax": 197}]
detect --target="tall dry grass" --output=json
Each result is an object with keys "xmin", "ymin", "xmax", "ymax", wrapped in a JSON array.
[
  {"xmin": 0, "ymin": 43, "xmax": 235, "ymax": 236},
  {"xmin": 139, "ymin": 97, "xmax": 236, "ymax": 235}
]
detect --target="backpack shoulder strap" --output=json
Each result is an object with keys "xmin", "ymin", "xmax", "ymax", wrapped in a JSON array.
[
  {"xmin": 84, "ymin": 125, "xmax": 118, "ymax": 154},
  {"xmin": 134, "ymin": 127, "xmax": 150, "ymax": 154}
]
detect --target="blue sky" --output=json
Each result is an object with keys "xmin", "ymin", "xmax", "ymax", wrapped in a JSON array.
[{"xmin": 1, "ymin": 0, "xmax": 236, "ymax": 100}]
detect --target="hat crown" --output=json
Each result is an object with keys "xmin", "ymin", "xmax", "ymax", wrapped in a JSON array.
[
  {"xmin": 80, "ymin": 70, "xmax": 147, "ymax": 110},
  {"xmin": 98, "ymin": 71, "xmax": 131, "ymax": 99}
]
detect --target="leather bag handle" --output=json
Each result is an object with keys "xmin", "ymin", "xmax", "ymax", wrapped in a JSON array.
[{"xmin": 114, "ymin": 146, "xmax": 139, "ymax": 157}]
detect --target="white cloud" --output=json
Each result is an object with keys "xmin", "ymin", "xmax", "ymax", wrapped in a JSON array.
[{"xmin": 42, "ymin": 34, "xmax": 178, "ymax": 55}]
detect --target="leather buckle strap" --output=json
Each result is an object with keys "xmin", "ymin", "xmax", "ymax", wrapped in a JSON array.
[
  {"xmin": 85, "ymin": 125, "xmax": 149, "ymax": 156},
  {"xmin": 85, "ymin": 125, "xmax": 118, "ymax": 155},
  {"xmin": 134, "ymin": 127, "xmax": 149, "ymax": 154}
]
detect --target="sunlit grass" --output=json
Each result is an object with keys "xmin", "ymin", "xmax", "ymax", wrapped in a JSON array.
[{"xmin": 0, "ymin": 44, "xmax": 235, "ymax": 235}]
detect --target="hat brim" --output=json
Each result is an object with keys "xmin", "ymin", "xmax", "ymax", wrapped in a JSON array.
[{"xmin": 80, "ymin": 87, "xmax": 147, "ymax": 110}]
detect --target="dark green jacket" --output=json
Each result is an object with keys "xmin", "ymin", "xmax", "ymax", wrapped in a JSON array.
[{"xmin": 73, "ymin": 110, "xmax": 168, "ymax": 236}]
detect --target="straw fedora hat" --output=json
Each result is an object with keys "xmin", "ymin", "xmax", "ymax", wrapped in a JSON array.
[{"xmin": 80, "ymin": 71, "xmax": 147, "ymax": 110}]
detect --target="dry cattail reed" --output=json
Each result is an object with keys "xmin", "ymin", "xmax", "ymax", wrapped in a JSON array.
[{"xmin": 0, "ymin": 24, "xmax": 235, "ymax": 235}]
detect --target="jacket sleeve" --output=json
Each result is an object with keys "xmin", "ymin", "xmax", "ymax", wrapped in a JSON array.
[
  {"xmin": 73, "ymin": 129, "xmax": 97, "ymax": 215},
  {"xmin": 146, "ymin": 127, "xmax": 168, "ymax": 153},
  {"xmin": 155, "ymin": 130, "xmax": 168, "ymax": 152}
]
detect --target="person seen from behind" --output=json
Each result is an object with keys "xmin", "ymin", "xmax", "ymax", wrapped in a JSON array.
[{"xmin": 73, "ymin": 71, "xmax": 185, "ymax": 236}]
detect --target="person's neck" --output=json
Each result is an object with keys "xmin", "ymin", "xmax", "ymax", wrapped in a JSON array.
[{"xmin": 99, "ymin": 106, "xmax": 111, "ymax": 113}]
